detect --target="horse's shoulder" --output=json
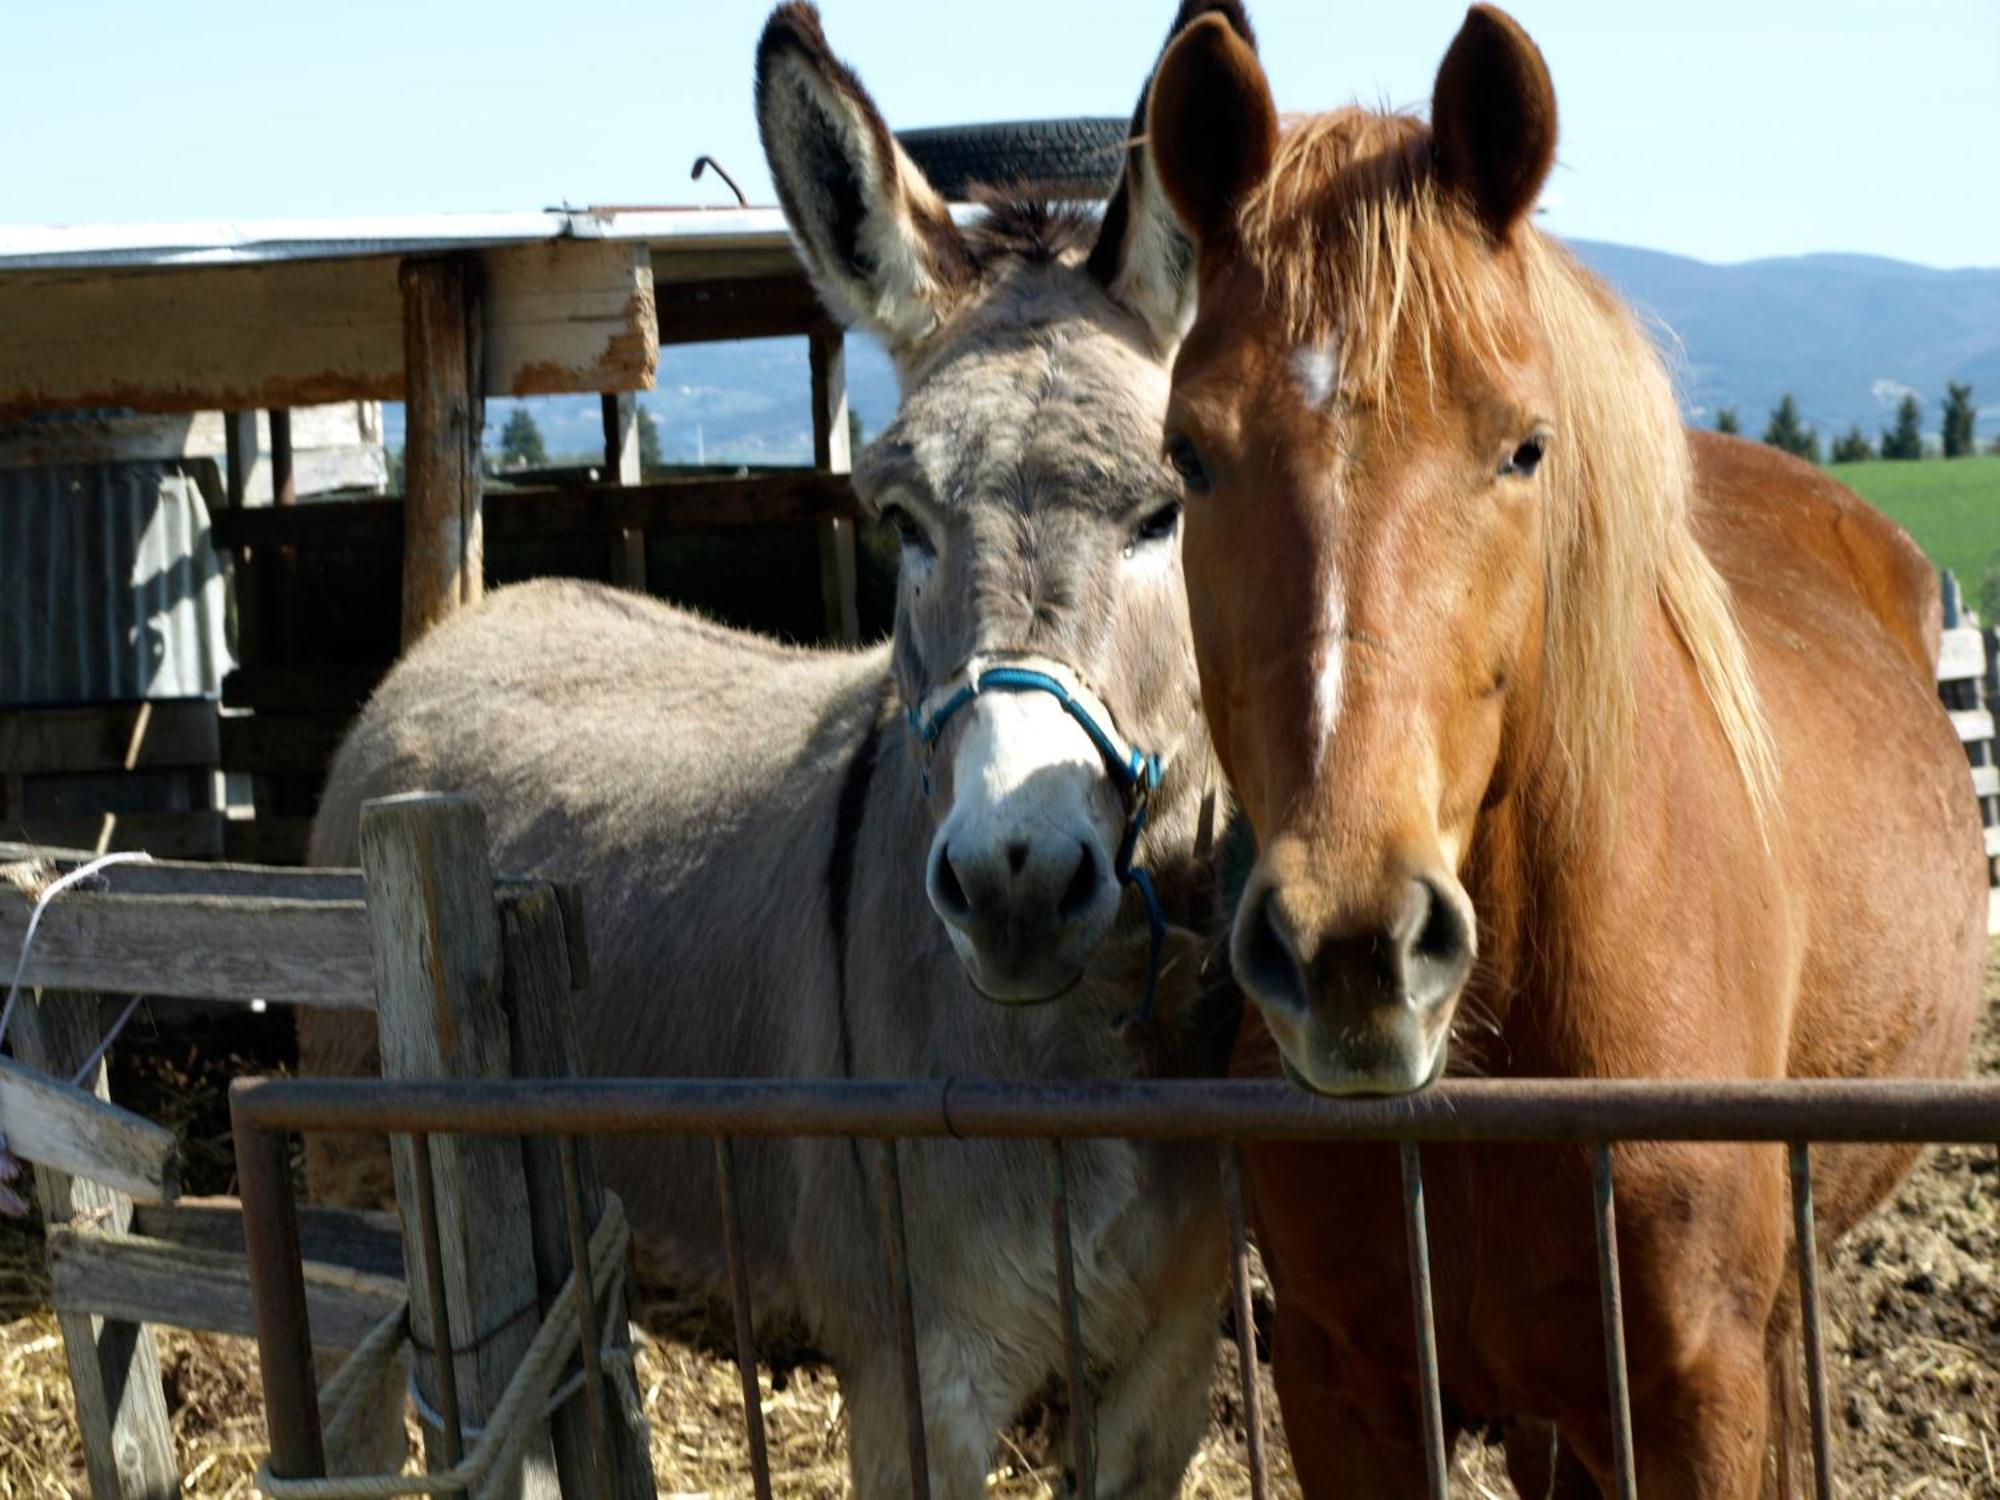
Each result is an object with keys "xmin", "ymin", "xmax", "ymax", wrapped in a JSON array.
[{"xmin": 1689, "ymin": 430, "xmax": 1939, "ymax": 676}]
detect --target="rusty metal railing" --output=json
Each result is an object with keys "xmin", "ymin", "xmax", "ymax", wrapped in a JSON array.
[{"xmin": 231, "ymin": 1076, "xmax": 2000, "ymax": 1499}]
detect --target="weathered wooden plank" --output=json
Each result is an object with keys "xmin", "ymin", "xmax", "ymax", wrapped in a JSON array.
[
  {"xmin": 0, "ymin": 700, "xmax": 219, "ymax": 776},
  {"xmin": 9, "ymin": 994, "xmax": 180, "ymax": 1498},
  {"xmin": 400, "ymin": 257, "xmax": 485, "ymax": 645},
  {"xmin": 0, "ymin": 889, "xmax": 374, "ymax": 1007},
  {"xmin": 47, "ymin": 1228, "xmax": 405, "ymax": 1351},
  {"xmin": 360, "ymin": 793, "xmax": 558, "ymax": 1491},
  {"xmin": 1951, "ymin": 708, "xmax": 1995, "ymax": 745},
  {"xmin": 603, "ymin": 391, "xmax": 648, "ymax": 590},
  {"xmin": 218, "ymin": 711, "xmax": 352, "ymax": 779},
  {"xmin": 0, "ymin": 243, "xmax": 655, "ymax": 416},
  {"xmin": 500, "ymin": 886, "xmax": 655, "ymax": 1498},
  {"xmin": 653, "ymin": 272, "xmax": 832, "ymax": 344},
  {"xmin": 222, "ymin": 665, "xmax": 385, "ymax": 714},
  {"xmin": 208, "ymin": 470, "xmax": 861, "ymax": 551},
  {"xmin": 0, "ymin": 1055, "xmax": 179, "ymax": 1205},
  {"xmin": 1972, "ymin": 764, "xmax": 2000, "ymax": 800},
  {"xmin": 131, "ymin": 1197, "xmax": 403, "ymax": 1278},
  {"xmin": 1986, "ymin": 825, "xmax": 2000, "ymax": 860},
  {"xmin": 811, "ymin": 328, "xmax": 859, "ymax": 645},
  {"xmin": 1939, "ymin": 625, "xmax": 1987, "ymax": 685},
  {"xmin": 0, "ymin": 403, "xmax": 380, "ymax": 473},
  {"xmin": 4, "ymin": 812, "xmax": 226, "ymax": 861}
]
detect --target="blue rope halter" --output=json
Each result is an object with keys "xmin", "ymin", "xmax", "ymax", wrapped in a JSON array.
[{"xmin": 908, "ymin": 659, "xmax": 1170, "ymax": 1025}]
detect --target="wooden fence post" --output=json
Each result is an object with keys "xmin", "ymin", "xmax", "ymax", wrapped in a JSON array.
[
  {"xmin": 499, "ymin": 884, "xmax": 656, "ymax": 1498},
  {"xmin": 11, "ymin": 993, "xmax": 179, "ymax": 1499},
  {"xmin": 358, "ymin": 793, "xmax": 558, "ymax": 1496},
  {"xmin": 399, "ymin": 258, "xmax": 485, "ymax": 647},
  {"xmin": 811, "ymin": 327, "xmax": 860, "ymax": 645},
  {"xmin": 602, "ymin": 392, "xmax": 648, "ymax": 592}
]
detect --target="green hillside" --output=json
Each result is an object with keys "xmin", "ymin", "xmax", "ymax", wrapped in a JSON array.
[{"xmin": 1827, "ymin": 455, "xmax": 2000, "ymax": 602}]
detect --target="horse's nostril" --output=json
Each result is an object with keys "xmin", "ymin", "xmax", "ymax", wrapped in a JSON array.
[
  {"xmin": 1236, "ymin": 887, "xmax": 1308, "ymax": 1012},
  {"xmin": 933, "ymin": 845, "xmax": 973, "ymax": 920},
  {"xmin": 1055, "ymin": 842, "xmax": 1101, "ymax": 919},
  {"xmin": 1409, "ymin": 877, "xmax": 1468, "ymax": 966}
]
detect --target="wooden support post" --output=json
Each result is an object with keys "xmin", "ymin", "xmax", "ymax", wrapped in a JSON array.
[
  {"xmin": 358, "ymin": 793, "xmax": 558, "ymax": 1496},
  {"xmin": 10, "ymin": 994, "xmax": 179, "ymax": 1499},
  {"xmin": 811, "ymin": 327, "xmax": 860, "ymax": 645},
  {"xmin": 499, "ymin": 885, "xmax": 656, "ymax": 1499},
  {"xmin": 601, "ymin": 392, "xmax": 647, "ymax": 592},
  {"xmin": 399, "ymin": 258, "xmax": 485, "ymax": 647},
  {"xmin": 264, "ymin": 409, "xmax": 299, "ymax": 668}
]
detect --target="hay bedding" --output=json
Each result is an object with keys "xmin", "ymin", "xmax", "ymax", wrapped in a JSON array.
[{"xmin": 1, "ymin": 968, "xmax": 1994, "ymax": 1498}]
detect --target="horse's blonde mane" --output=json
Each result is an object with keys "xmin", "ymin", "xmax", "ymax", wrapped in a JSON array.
[{"xmin": 1237, "ymin": 110, "xmax": 1778, "ymax": 838}]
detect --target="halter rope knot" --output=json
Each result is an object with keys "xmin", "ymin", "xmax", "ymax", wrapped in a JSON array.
[{"xmin": 907, "ymin": 655, "xmax": 1171, "ymax": 1024}]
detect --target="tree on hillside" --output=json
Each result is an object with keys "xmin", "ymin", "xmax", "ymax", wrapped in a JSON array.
[
  {"xmin": 1714, "ymin": 408, "xmax": 1740, "ymax": 435},
  {"xmin": 1942, "ymin": 382, "xmax": 1976, "ymax": 458},
  {"xmin": 498, "ymin": 408, "xmax": 548, "ymax": 470},
  {"xmin": 1762, "ymin": 395, "xmax": 1820, "ymax": 463},
  {"xmin": 1830, "ymin": 426, "xmax": 1873, "ymax": 464},
  {"xmin": 1881, "ymin": 394, "xmax": 1924, "ymax": 460},
  {"xmin": 637, "ymin": 406, "xmax": 663, "ymax": 468}
]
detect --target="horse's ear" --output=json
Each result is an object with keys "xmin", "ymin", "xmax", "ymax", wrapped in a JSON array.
[
  {"xmin": 1430, "ymin": 5, "xmax": 1557, "ymax": 241},
  {"xmin": 755, "ymin": 3, "xmax": 973, "ymax": 355},
  {"xmin": 1087, "ymin": 1, "xmax": 1259, "ymax": 351},
  {"xmin": 1146, "ymin": 10, "xmax": 1279, "ymax": 257}
]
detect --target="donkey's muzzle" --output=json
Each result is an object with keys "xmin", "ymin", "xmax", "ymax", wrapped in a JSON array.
[
  {"xmin": 1234, "ymin": 868, "xmax": 1474, "ymax": 1094},
  {"xmin": 927, "ymin": 830, "xmax": 1114, "ymax": 1001}
]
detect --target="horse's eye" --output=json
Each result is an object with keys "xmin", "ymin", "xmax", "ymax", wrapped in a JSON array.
[
  {"xmin": 879, "ymin": 504, "xmax": 932, "ymax": 553},
  {"xmin": 1165, "ymin": 433, "xmax": 1212, "ymax": 493},
  {"xmin": 1502, "ymin": 435, "xmax": 1547, "ymax": 479},
  {"xmin": 1134, "ymin": 501, "xmax": 1183, "ymax": 545}
]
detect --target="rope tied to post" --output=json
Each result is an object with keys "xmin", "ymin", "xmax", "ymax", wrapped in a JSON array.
[{"xmin": 257, "ymin": 1192, "xmax": 633, "ymax": 1500}]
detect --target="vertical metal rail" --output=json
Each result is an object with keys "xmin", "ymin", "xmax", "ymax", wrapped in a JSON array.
[
  {"xmin": 409, "ymin": 1132, "xmax": 466, "ymax": 1469},
  {"xmin": 1788, "ymin": 1142, "xmax": 1835, "ymax": 1500},
  {"xmin": 1045, "ymin": 1139, "xmax": 1096, "ymax": 1498},
  {"xmin": 1399, "ymin": 1142, "xmax": 1451, "ymax": 1499},
  {"xmin": 713, "ymin": 1136, "xmax": 775, "ymax": 1500},
  {"xmin": 558, "ymin": 1136, "xmax": 613, "ymax": 1500},
  {"xmin": 874, "ymin": 1137, "xmax": 933, "ymax": 1500},
  {"xmin": 1590, "ymin": 1145, "xmax": 1639, "ymax": 1500},
  {"xmin": 1220, "ymin": 1146, "xmax": 1270, "ymax": 1500},
  {"xmin": 233, "ymin": 1110, "xmax": 326, "ymax": 1480}
]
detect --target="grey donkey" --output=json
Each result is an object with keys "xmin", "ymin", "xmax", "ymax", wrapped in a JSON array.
[{"xmin": 296, "ymin": 2, "xmax": 1257, "ymax": 1493}]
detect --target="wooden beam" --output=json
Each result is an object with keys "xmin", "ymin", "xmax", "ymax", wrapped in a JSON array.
[
  {"xmin": 209, "ymin": 470, "xmax": 861, "ymax": 551},
  {"xmin": 0, "ymin": 889, "xmax": 374, "ymax": 1008},
  {"xmin": 0, "ymin": 700, "xmax": 219, "ymax": 776},
  {"xmin": 48, "ymin": 1228, "xmax": 405, "ymax": 1352},
  {"xmin": 812, "ymin": 328, "xmax": 860, "ymax": 645},
  {"xmin": 8, "ymin": 994, "xmax": 180, "ymax": 1498},
  {"xmin": 132, "ymin": 1196, "xmax": 404, "ymax": 1278},
  {"xmin": 222, "ymin": 664, "xmax": 384, "ymax": 714},
  {"xmin": 2, "ymin": 813, "xmax": 225, "ymax": 861},
  {"xmin": 0, "ymin": 242, "xmax": 656, "ymax": 416},
  {"xmin": 602, "ymin": 391, "xmax": 647, "ymax": 591},
  {"xmin": 0, "ymin": 1055, "xmax": 179, "ymax": 1205},
  {"xmin": 218, "ymin": 710, "xmax": 351, "ymax": 779},
  {"xmin": 654, "ymin": 273, "xmax": 832, "ymax": 345},
  {"xmin": 400, "ymin": 257, "xmax": 485, "ymax": 645},
  {"xmin": 359, "ymin": 794, "xmax": 558, "ymax": 1488}
]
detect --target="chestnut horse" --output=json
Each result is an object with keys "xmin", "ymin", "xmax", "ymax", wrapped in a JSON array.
[{"xmin": 1143, "ymin": 8, "xmax": 1986, "ymax": 1497}]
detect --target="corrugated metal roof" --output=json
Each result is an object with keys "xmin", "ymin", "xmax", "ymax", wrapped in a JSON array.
[{"xmin": 0, "ymin": 462, "xmax": 232, "ymax": 704}]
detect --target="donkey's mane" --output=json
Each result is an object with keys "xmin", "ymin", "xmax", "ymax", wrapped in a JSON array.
[
  {"xmin": 962, "ymin": 188, "xmax": 1102, "ymax": 267},
  {"xmin": 1236, "ymin": 108, "xmax": 1778, "ymax": 838}
]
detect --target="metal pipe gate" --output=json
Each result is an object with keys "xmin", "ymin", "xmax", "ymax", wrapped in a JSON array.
[{"xmin": 231, "ymin": 1075, "xmax": 2000, "ymax": 1499}]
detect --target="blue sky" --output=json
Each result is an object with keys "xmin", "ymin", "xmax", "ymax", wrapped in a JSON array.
[{"xmin": 6, "ymin": 2, "xmax": 1996, "ymax": 269}]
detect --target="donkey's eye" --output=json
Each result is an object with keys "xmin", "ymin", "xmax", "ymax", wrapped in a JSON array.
[
  {"xmin": 1134, "ymin": 501, "xmax": 1183, "ymax": 546},
  {"xmin": 1501, "ymin": 435, "xmax": 1548, "ymax": 479},
  {"xmin": 1165, "ymin": 433, "xmax": 1212, "ymax": 494},
  {"xmin": 879, "ymin": 504, "xmax": 932, "ymax": 554}
]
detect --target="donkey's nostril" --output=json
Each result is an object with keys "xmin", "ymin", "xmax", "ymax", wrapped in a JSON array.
[
  {"xmin": 1006, "ymin": 840, "xmax": 1030, "ymax": 874},
  {"xmin": 1055, "ymin": 842, "xmax": 1101, "ymax": 919},
  {"xmin": 933, "ymin": 844, "xmax": 973, "ymax": 921}
]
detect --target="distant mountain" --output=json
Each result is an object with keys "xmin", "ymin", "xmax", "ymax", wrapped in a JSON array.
[{"xmin": 411, "ymin": 238, "xmax": 2000, "ymax": 466}]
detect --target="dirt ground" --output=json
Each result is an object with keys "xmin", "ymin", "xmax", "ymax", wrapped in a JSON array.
[{"xmin": 1, "ymin": 957, "xmax": 1994, "ymax": 1498}]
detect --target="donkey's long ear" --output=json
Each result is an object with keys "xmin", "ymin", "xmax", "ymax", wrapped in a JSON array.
[
  {"xmin": 1146, "ymin": 11, "xmax": 1278, "ymax": 257},
  {"xmin": 1087, "ymin": 1, "xmax": 1258, "ymax": 352},
  {"xmin": 756, "ymin": 4, "xmax": 973, "ymax": 354},
  {"xmin": 1431, "ymin": 5, "xmax": 1557, "ymax": 242}
]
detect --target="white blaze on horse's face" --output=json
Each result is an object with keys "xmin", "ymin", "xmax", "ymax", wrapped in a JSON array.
[{"xmin": 924, "ymin": 682, "xmax": 1126, "ymax": 1002}]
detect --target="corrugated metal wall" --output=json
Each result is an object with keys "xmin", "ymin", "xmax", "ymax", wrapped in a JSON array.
[{"xmin": 0, "ymin": 460, "xmax": 233, "ymax": 705}]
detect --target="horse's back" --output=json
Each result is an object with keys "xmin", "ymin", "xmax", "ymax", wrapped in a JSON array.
[{"xmin": 1692, "ymin": 432, "xmax": 1984, "ymax": 1224}]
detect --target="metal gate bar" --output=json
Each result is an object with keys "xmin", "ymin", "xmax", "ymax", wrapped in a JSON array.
[{"xmin": 231, "ymin": 1077, "xmax": 2000, "ymax": 1498}]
